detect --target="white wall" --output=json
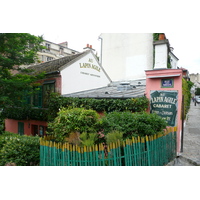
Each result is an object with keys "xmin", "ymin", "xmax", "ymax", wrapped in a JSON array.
[
  {"xmin": 154, "ymin": 43, "xmax": 168, "ymax": 69},
  {"xmin": 169, "ymin": 52, "xmax": 178, "ymax": 69},
  {"xmin": 100, "ymin": 33, "xmax": 153, "ymax": 81},
  {"xmin": 61, "ymin": 51, "xmax": 111, "ymax": 94}
]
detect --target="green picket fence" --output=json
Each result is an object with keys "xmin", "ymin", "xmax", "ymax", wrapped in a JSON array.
[{"xmin": 40, "ymin": 128, "xmax": 177, "ymax": 166}]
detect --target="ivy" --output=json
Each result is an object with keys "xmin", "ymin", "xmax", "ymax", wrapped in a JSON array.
[
  {"xmin": 47, "ymin": 94, "xmax": 149, "ymax": 121},
  {"xmin": 2, "ymin": 106, "xmax": 48, "ymax": 121},
  {"xmin": 182, "ymin": 78, "xmax": 193, "ymax": 119},
  {"xmin": 2, "ymin": 93, "xmax": 149, "ymax": 122}
]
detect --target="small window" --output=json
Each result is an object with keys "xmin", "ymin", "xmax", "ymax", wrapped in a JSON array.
[
  {"xmin": 46, "ymin": 43, "xmax": 50, "ymax": 50},
  {"xmin": 18, "ymin": 122, "xmax": 24, "ymax": 135},
  {"xmin": 47, "ymin": 57, "xmax": 53, "ymax": 61},
  {"xmin": 31, "ymin": 125, "xmax": 47, "ymax": 136},
  {"xmin": 43, "ymin": 82, "xmax": 55, "ymax": 107},
  {"xmin": 31, "ymin": 125, "xmax": 38, "ymax": 136},
  {"xmin": 39, "ymin": 126, "xmax": 45, "ymax": 137},
  {"xmin": 60, "ymin": 47, "xmax": 64, "ymax": 55}
]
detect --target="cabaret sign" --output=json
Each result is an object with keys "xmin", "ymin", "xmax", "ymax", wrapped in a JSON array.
[{"xmin": 150, "ymin": 90, "xmax": 178, "ymax": 127}]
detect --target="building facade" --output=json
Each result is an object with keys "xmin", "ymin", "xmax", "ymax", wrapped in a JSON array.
[
  {"xmin": 99, "ymin": 33, "xmax": 179, "ymax": 82},
  {"xmin": 99, "ymin": 33, "xmax": 154, "ymax": 81},
  {"xmin": 20, "ymin": 40, "xmax": 79, "ymax": 69}
]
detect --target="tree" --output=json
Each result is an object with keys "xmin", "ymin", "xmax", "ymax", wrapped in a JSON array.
[
  {"xmin": 0, "ymin": 33, "xmax": 45, "ymax": 108},
  {"xmin": 195, "ymin": 88, "xmax": 200, "ymax": 95}
]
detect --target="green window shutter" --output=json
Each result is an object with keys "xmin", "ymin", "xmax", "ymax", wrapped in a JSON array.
[
  {"xmin": 18, "ymin": 122, "xmax": 24, "ymax": 135},
  {"xmin": 26, "ymin": 94, "xmax": 31, "ymax": 105},
  {"xmin": 38, "ymin": 85, "xmax": 43, "ymax": 108}
]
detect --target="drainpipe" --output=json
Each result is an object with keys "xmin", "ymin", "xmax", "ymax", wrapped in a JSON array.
[
  {"xmin": 181, "ymin": 95, "xmax": 184, "ymax": 153},
  {"xmin": 98, "ymin": 36, "xmax": 103, "ymax": 65}
]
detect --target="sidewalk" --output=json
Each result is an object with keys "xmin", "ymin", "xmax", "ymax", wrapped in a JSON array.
[{"xmin": 167, "ymin": 100, "xmax": 200, "ymax": 166}]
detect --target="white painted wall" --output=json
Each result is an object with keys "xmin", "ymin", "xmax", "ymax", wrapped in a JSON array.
[
  {"xmin": 100, "ymin": 33, "xmax": 154, "ymax": 81},
  {"xmin": 154, "ymin": 43, "xmax": 168, "ymax": 69},
  {"xmin": 169, "ymin": 52, "xmax": 179, "ymax": 69},
  {"xmin": 61, "ymin": 51, "xmax": 111, "ymax": 94}
]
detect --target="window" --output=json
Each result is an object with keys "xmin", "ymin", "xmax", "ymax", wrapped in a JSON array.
[
  {"xmin": 43, "ymin": 81, "xmax": 55, "ymax": 107},
  {"xmin": 31, "ymin": 125, "xmax": 47, "ymax": 136},
  {"xmin": 32, "ymin": 86, "xmax": 43, "ymax": 108},
  {"xmin": 32, "ymin": 125, "xmax": 38, "ymax": 136},
  {"xmin": 45, "ymin": 43, "xmax": 50, "ymax": 50},
  {"xmin": 24, "ymin": 81, "xmax": 55, "ymax": 108},
  {"xmin": 18, "ymin": 122, "xmax": 24, "ymax": 135},
  {"xmin": 47, "ymin": 56, "xmax": 53, "ymax": 62},
  {"xmin": 60, "ymin": 47, "xmax": 64, "ymax": 55}
]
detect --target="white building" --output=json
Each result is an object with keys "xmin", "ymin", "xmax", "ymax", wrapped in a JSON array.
[
  {"xmin": 20, "ymin": 40, "xmax": 79, "ymax": 69},
  {"xmin": 38, "ymin": 40, "xmax": 79, "ymax": 62},
  {"xmin": 99, "ymin": 33, "xmax": 179, "ymax": 82},
  {"xmin": 99, "ymin": 33, "xmax": 154, "ymax": 81},
  {"xmin": 27, "ymin": 50, "xmax": 111, "ymax": 95}
]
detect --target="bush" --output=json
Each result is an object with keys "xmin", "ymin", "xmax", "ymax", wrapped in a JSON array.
[
  {"xmin": 182, "ymin": 78, "xmax": 192, "ymax": 119},
  {"xmin": 100, "ymin": 111, "xmax": 136, "ymax": 136},
  {"xmin": 100, "ymin": 111, "xmax": 167, "ymax": 138},
  {"xmin": 0, "ymin": 134, "xmax": 40, "ymax": 166},
  {"xmin": 105, "ymin": 131, "xmax": 124, "ymax": 144},
  {"xmin": 47, "ymin": 94, "xmax": 149, "ymax": 121},
  {"xmin": 47, "ymin": 108, "xmax": 100, "ymax": 142},
  {"xmin": 80, "ymin": 132, "xmax": 98, "ymax": 147}
]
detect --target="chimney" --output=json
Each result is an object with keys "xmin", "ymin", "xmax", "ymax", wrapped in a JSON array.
[
  {"xmin": 83, "ymin": 44, "xmax": 95, "ymax": 51},
  {"xmin": 153, "ymin": 39, "xmax": 170, "ymax": 69}
]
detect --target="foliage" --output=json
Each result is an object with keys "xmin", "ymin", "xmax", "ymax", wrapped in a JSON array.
[
  {"xmin": 80, "ymin": 132, "xmax": 98, "ymax": 147},
  {"xmin": 153, "ymin": 33, "xmax": 160, "ymax": 41},
  {"xmin": 195, "ymin": 88, "xmax": 200, "ymax": 95},
  {"xmin": 47, "ymin": 108, "xmax": 99, "ymax": 142},
  {"xmin": 187, "ymin": 80, "xmax": 194, "ymax": 91},
  {"xmin": 0, "ymin": 33, "xmax": 45, "ymax": 109},
  {"xmin": 66, "ymin": 132, "xmax": 81, "ymax": 146},
  {"xmin": 105, "ymin": 131, "xmax": 124, "ymax": 144},
  {"xmin": 0, "ymin": 111, "xmax": 4, "ymax": 134},
  {"xmin": 182, "ymin": 78, "xmax": 192, "ymax": 119},
  {"xmin": 100, "ymin": 111, "xmax": 167, "ymax": 138},
  {"xmin": 47, "ymin": 93, "xmax": 149, "ymax": 121},
  {"xmin": 0, "ymin": 133, "xmax": 40, "ymax": 166},
  {"xmin": 1, "ymin": 106, "xmax": 48, "ymax": 121}
]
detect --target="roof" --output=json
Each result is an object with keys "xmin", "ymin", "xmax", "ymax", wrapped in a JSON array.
[
  {"xmin": 27, "ymin": 51, "xmax": 87, "ymax": 75},
  {"xmin": 62, "ymin": 84, "xmax": 146, "ymax": 99}
]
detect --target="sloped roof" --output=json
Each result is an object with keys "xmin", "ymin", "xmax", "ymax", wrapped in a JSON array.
[
  {"xmin": 62, "ymin": 85, "xmax": 146, "ymax": 99},
  {"xmin": 27, "ymin": 51, "xmax": 87, "ymax": 74}
]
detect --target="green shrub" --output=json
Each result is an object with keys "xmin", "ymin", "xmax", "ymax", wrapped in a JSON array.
[
  {"xmin": 0, "ymin": 135, "xmax": 40, "ymax": 166},
  {"xmin": 131, "ymin": 112, "xmax": 167, "ymax": 137},
  {"xmin": 80, "ymin": 132, "xmax": 98, "ymax": 147},
  {"xmin": 100, "ymin": 111, "xmax": 167, "ymax": 138},
  {"xmin": 182, "ymin": 78, "xmax": 192, "ymax": 119},
  {"xmin": 47, "ymin": 108, "xmax": 99, "ymax": 142},
  {"xmin": 47, "ymin": 94, "xmax": 149, "ymax": 121},
  {"xmin": 105, "ymin": 131, "xmax": 124, "ymax": 144},
  {"xmin": 100, "ymin": 111, "xmax": 136, "ymax": 136},
  {"xmin": 195, "ymin": 88, "xmax": 200, "ymax": 95},
  {"xmin": 0, "ymin": 132, "xmax": 19, "ymax": 149}
]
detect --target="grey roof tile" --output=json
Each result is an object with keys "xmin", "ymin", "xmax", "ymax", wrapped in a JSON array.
[{"xmin": 62, "ymin": 85, "xmax": 146, "ymax": 99}]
